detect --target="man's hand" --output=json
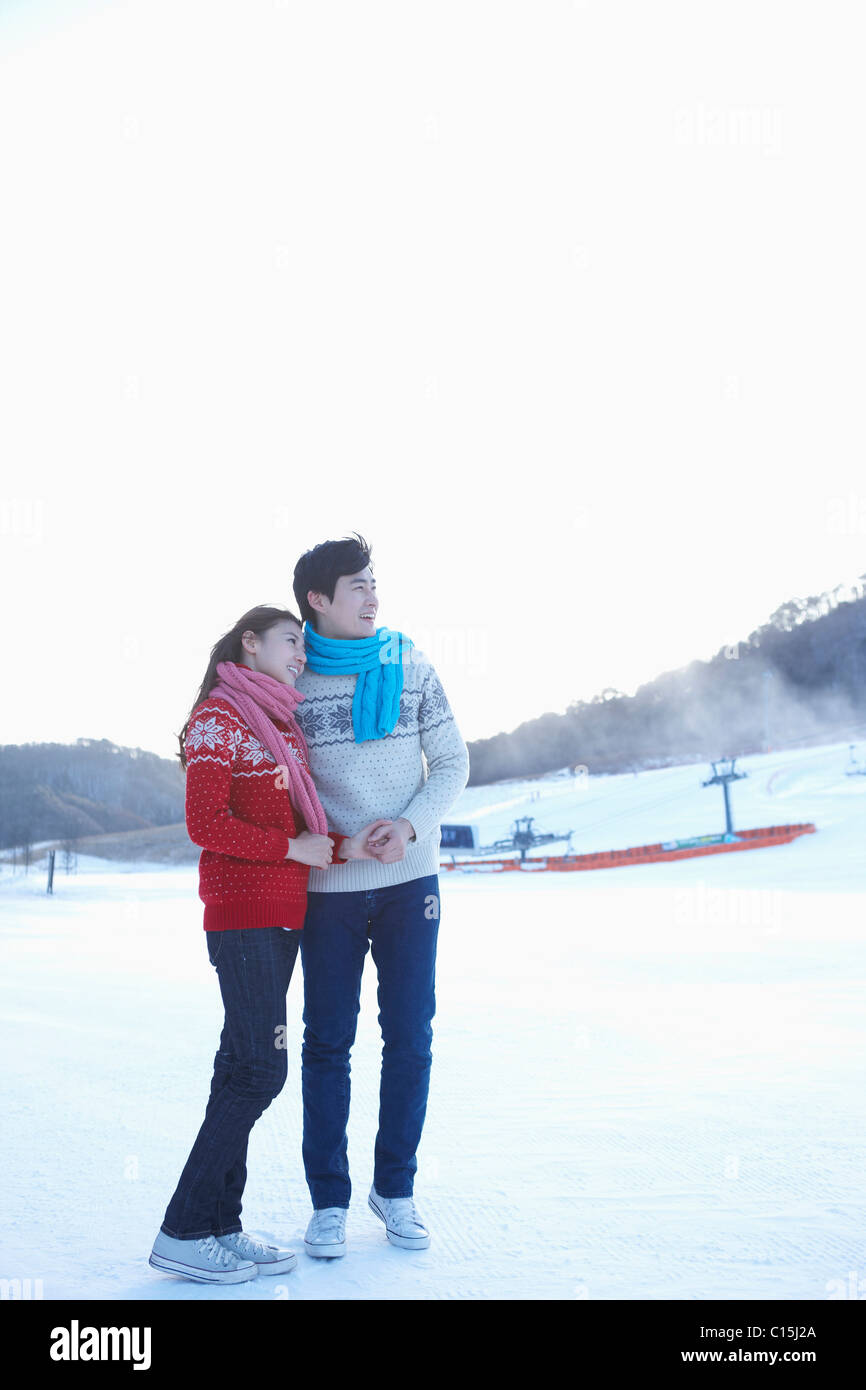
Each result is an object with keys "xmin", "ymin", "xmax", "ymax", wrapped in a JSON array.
[
  {"xmin": 365, "ymin": 817, "xmax": 416, "ymax": 864},
  {"xmin": 341, "ymin": 819, "xmax": 393, "ymax": 861}
]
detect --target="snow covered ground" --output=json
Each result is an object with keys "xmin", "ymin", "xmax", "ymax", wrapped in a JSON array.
[{"xmin": 1, "ymin": 740, "xmax": 864, "ymax": 1300}]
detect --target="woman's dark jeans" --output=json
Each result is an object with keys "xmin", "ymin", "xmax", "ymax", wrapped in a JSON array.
[{"xmin": 161, "ymin": 925, "xmax": 300, "ymax": 1240}]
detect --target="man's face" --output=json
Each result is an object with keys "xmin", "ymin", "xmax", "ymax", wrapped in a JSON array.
[{"xmin": 310, "ymin": 565, "xmax": 379, "ymax": 640}]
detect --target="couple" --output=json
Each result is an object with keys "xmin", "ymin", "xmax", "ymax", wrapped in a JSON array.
[{"xmin": 149, "ymin": 534, "xmax": 470, "ymax": 1284}]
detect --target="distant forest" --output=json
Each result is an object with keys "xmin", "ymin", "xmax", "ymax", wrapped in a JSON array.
[
  {"xmin": 2, "ymin": 575, "xmax": 865, "ymax": 853},
  {"xmin": 0, "ymin": 740, "xmax": 184, "ymax": 855},
  {"xmin": 467, "ymin": 576, "xmax": 866, "ymax": 784}
]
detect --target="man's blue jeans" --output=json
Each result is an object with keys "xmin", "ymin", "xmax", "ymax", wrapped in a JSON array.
[
  {"xmin": 300, "ymin": 873, "xmax": 440, "ymax": 1209},
  {"xmin": 161, "ymin": 926, "xmax": 300, "ymax": 1240}
]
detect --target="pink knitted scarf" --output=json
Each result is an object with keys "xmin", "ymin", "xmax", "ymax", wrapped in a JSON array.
[{"xmin": 208, "ymin": 660, "xmax": 328, "ymax": 835}]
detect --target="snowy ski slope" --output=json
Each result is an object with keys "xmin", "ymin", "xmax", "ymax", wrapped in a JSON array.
[{"xmin": 1, "ymin": 739, "xmax": 864, "ymax": 1300}]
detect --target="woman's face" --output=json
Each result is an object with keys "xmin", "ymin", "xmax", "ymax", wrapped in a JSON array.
[{"xmin": 241, "ymin": 620, "xmax": 306, "ymax": 685}]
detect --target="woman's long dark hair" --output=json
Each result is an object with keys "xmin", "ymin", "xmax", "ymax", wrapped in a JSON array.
[{"xmin": 177, "ymin": 605, "xmax": 303, "ymax": 768}]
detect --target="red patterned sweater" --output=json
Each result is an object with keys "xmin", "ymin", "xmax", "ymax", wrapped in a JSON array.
[{"xmin": 184, "ymin": 691, "xmax": 348, "ymax": 931}]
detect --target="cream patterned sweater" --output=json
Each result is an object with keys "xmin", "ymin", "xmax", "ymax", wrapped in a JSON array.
[{"xmin": 293, "ymin": 650, "xmax": 470, "ymax": 892}]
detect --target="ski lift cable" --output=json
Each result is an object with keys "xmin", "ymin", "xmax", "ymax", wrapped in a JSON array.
[
  {"xmin": 571, "ymin": 741, "xmax": 856, "ymax": 838},
  {"xmin": 558, "ymin": 752, "xmax": 805, "ymax": 834},
  {"xmin": 753, "ymin": 740, "xmax": 866, "ymax": 780},
  {"xmin": 477, "ymin": 736, "xmax": 861, "ymax": 825},
  {"xmin": 475, "ymin": 736, "xmax": 865, "ymax": 844},
  {"xmin": 567, "ymin": 785, "xmax": 715, "ymax": 836},
  {"xmin": 485, "ymin": 772, "xmax": 738, "ymax": 841},
  {"xmin": 763, "ymin": 719, "xmax": 866, "ymax": 750}
]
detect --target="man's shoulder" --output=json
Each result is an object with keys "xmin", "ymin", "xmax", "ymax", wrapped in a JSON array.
[
  {"xmin": 404, "ymin": 646, "xmax": 436, "ymax": 683},
  {"xmin": 404, "ymin": 651, "xmax": 459, "ymax": 729},
  {"xmin": 295, "ymin": 650, "xmax": 435, "ymax": 692},
  {"xmin": 295, "ymin": 669, "xmax": 355, "ymax": 695}
]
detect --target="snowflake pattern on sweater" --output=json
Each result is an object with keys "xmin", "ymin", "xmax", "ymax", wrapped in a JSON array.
[
  {"xmin": 187, "ymin": 715, "xmax": 225, "ymax": 754},
  {"xmin": 293, "ymin": 652, "xmax": 470, "ymax": 893},
  {"xmin": 184, "ymin": 697, "xmax": 346, "ymax": 930},
  {"xmin": 294, "ymin": 669, "xmax": 453, "ymax": 748},
  {"xmin": 187, "ymin": 710, "xmax": 297, "ymax": 774}
]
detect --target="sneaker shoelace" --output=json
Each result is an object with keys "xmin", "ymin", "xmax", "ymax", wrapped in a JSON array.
[
  {"xmin": 194, "ymin": 1236, "xmax": 236, "ymax": 1268},
  {"xmin": 312, "ymin": 1210, "xmax": 345, "ymax": 1241},
  {"xmin": 223, "ymin": 1232, "xmax": 271, "ymax": 1260},
  {"xmin": 384, "ymin": 1197, "xmax": 424, "ymax": 1230}
]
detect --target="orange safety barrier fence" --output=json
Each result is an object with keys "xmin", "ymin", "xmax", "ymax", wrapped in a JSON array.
[{"xmin": 441, "ymin": 824, "xmax": 816, "ymax": 873}]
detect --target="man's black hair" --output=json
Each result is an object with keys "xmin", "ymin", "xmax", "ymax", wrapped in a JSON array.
[{"xmin": 292, "ymin": 532, "xmax": 373, "ymax": 629}]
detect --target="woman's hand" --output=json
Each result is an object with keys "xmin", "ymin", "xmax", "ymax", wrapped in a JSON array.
[
  {"xmin": 341, "ymin": 819, "xmax": 394, "ymax": 860},
  {"xmin": 286, "ymin": 832, "xmax": 334, "ymax": 869}
]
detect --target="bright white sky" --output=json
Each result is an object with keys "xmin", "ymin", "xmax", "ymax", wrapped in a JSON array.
[{"xmin": 1, "ymin": 1, "xmax": 864, "ymax": 760}]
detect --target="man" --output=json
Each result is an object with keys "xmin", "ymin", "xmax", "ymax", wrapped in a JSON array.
[{"xmin": 291, "ymin": 533, "xmax": 470, "ymax": 1256}]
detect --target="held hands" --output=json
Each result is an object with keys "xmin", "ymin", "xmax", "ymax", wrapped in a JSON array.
[
  {"xmin": 360, "ymin": 817, "xmax": 415, "ymax": 865},
  {"xmin": 342, "ymin": 819, "xmax": 394, "ymax": 861},
  {"xmin": 292, "ymin": 817, "xmax": 417, "ymax": 869}
]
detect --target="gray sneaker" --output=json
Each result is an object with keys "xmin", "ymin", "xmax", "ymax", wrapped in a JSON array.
[
  {"xmin": 304, "ymin": 1207, "xmax": 347, "ymax": 1258},
  {"xmin": 149, "ymin": 1230, "xmax": 258, "ymax": 1284},
  {"xmin": 216, "ymin": 1231, "xmax": 297, "ymax": 1275},
  {"xmin": 368, "ymin": 1187, "xmax": 430, "ymax": 1250}
]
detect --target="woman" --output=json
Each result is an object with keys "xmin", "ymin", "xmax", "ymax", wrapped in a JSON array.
[{"xmin": 148, "ymin": 605, "xmax": 389, "ymax": 1284}]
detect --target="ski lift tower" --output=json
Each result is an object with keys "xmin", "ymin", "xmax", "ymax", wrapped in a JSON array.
[
  {"xmin": 701, "ymin": 757, "xmax": 747, "ymax": 840},
  {"xmin": 846, "ymin": 744, "xmax": 866, "ymax": 777},
  {"xmin": 475, "ymin": 815, "xmax": 575, "ymax": 863}
]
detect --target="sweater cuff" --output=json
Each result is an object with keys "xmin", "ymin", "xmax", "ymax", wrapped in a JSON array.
[
  {"xmin": 329, "ymin": 832, "xmax": 349, "ymax": 862},
  {"xmin": 398, "ymin": 802, "xmax": 438, "ymax": 845}
]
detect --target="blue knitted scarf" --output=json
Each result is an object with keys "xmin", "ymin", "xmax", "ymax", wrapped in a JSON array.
[{"xmin": 302, "ymin": 622, "xmax": 414, "ymax": 742}]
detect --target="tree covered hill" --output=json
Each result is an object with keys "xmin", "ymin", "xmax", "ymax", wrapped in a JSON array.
[
  {"xmin": 3, "ymin": 576, "xmax": 866, "ymax": 854},
  {"xmin": 0, "ymin": 738, "xmax": 184, "ymax": 852},
  {"xmin": 466, "ymin": 577, "xmax": 866, "ymax": 784}
]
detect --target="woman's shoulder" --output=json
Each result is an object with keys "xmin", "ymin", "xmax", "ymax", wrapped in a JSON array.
[
  {"xmin": 190, "ymin": 694, "xmax": 248, "ymax": 724},
  {"xmin": 185, "ymin": 696, "xmax": 250, "ymax": 753}
]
